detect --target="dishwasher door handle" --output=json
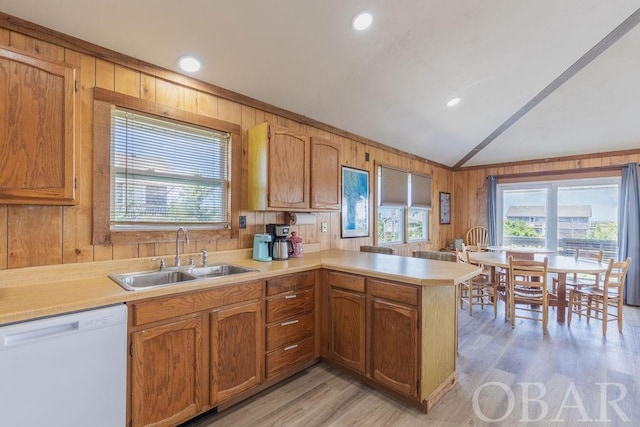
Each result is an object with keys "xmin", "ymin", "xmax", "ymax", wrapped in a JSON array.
[{"xmin": 1, "ymin": 321, "xmax": 80, "ymax": 349}]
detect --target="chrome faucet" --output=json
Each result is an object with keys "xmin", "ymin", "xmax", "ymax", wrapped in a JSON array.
[
  {"xmin": 201, "ymin": 249, "xmax": 208, "ymax": 267},
  {"xmin": 175, "ymin": 226, "xmax": 190, "ymax": 267}
]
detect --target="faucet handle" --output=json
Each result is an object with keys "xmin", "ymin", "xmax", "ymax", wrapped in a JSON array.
[
  {"xmin": 151, "ymin": 257, "xmax": 166, "ymax": 270},
  {"xmin": 201, "ymin": 249, "xmax": 208, "ymax": 267},
  {"xmin": 188, "ymin": 256, "xmax": 195, "ymax": 267}
]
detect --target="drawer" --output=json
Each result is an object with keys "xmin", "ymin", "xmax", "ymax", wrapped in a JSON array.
[
  {"xmin": 266, "ymin": 271, "xmax": 315, "ymax": 296},
  {"xmin": 266, "ymin": 312, "xmax": 314, "ymax": 351},
  {"xmin": 369, "ymin": 279, "xmax": 419, "ymax": 306},
  {"xmin": 266, "ymin": 336, "xmax": 315, "ymax": 378},
  {"xmin": 132, "ymin": 281, "xmax": 262, "ymax": 326},
  {"xmin": 326, "ymin": 271, "xmax": 365, "ymax": 293},
  {"xmin": 266, "ymin": 289, "xmax": 314, "ymax": 323}
]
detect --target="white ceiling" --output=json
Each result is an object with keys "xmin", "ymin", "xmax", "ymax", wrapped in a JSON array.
[{"xmin": 2, "ymin": 1, "xmax": 640, "ymax": 168}]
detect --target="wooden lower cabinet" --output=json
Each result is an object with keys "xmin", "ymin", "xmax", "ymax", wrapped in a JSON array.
[
  {"xmin": 210, "ymin": 300, "xmax": 262, "ymax": 405},
  {"xmin": 326, "ymin": 287, "xmax": 366, "ymax": 373},
  {"xmin": 371, "ymin": 299, "xmax": 419, "ymax": 398},
  {"xmin": 264, "ymin": 271, "xmax": 317, "ymax": 379},
  {"xmin": 322, "ymin": 271, "xmax": 455, "ymax": 412},
  {"xmin": 131, "ymin": 315, "xmax": 204, "ymax": 427}
]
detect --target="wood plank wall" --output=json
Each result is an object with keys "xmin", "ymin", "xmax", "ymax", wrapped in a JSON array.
[
  {"xmin": 0, "ymin": 25, "xmax": 454, "ymax": 269},
  {"xmin": 453, "ymin": 153, "xmax": 640, "ymax": 241}
]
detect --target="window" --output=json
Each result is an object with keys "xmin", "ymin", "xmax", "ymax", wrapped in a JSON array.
[
  {"xmin": 92, "ymin": 89, "xmax": 242, "ymax": 245},
  {"xmin": 498, "ymin": 177, "xmax": 620, "ymax": 258},
  {"xmin": 377, "ymin": 166, "xmax": 431, "ymax": 244},
  {"xmin": 110, "ymin": 108, "xmax": 230, "ymax": 229}
]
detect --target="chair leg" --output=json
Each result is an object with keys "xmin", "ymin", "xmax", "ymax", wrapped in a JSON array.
[
  {"xmin": 567, "ymin": 291, "xmax": 574, "ymax": 326},
  {"xmin": 618, "ymin": 297, "xmax": 623, "ymax": 333},
  {"xmin": 543, "ymin": 299, "xmax": 548, "ymax": 333},
  {"xmin": 469, "ymin": 285, "xmax": 473, "ymax": 316},
  {"xmin": 602, "ymin": 298, "xmax": 608, "ymax": 336}
]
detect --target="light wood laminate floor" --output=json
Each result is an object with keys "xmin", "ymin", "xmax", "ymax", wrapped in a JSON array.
[{"xmin": 187, "ymin": 304, "xmax": 640, "ymax": 427}]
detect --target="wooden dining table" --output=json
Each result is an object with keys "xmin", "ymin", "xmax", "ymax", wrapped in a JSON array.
[
  {"xmin": 486, "ymin": 246, "xmax": 556, "ymax": 254},
  {"xmin": 467, "ymin": 252, "xmax": 608, "ymax": 322}
]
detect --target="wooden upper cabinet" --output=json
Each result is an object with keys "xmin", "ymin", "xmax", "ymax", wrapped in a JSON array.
[
  {"xmin": 247, "ymin": 123, "xmax": 340, "ymax": 211},
  {"xmin": 248, "ymin": 122, "xmax": 310, "ymax": 210},
  {"xmin": 310, "ymin": 137, "xmax": 340, "ymax": 210},
  {"xmin": 0, "ymin": 46, "xmax": 78, "ymax": 205}
]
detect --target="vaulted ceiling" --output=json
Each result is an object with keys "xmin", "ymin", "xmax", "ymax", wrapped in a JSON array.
[{"xmin": 2, "ymin": 1, "xmax": 640, "ymax": 168}]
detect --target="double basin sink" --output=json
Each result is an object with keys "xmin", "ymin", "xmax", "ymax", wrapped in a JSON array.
[{"xmin": 109, "ymin": 263, "xmax": 259, "ymax": 291}]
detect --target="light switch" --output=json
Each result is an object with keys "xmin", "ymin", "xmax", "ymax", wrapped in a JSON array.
[{"xmin": 321, "ymin": 222, "xmax": 328, "ymax": 232}]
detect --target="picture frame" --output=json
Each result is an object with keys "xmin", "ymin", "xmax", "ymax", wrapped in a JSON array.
[
  {"xmin": 341, "ymin": 166, "xmax": 370, "ymax": 238},
  {"xmin": 439, "ymin": 192, "xmax": 451, "ymax": 224}
]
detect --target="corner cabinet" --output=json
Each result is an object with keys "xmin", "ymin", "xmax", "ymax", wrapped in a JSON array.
[
  {"xmin": 324, "ymin": 271, "xmax": 366, "ymax": 373},
  {"xmin": 247, "ymin": 123, "xmax": 340, "ymax": 211},
  {"xmin": 0, "ymin": 46, "xmax": 78, "ymax": 205}
]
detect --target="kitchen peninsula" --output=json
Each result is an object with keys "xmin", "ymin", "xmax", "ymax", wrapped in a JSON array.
[{"xmin": 0, "ymin": 249, "xmax": 480, "ymax": 424}]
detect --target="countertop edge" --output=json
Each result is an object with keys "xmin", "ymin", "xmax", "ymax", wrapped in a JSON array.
[{"xmin": 0, "ymin": 249, "xmax": 480, "ymax": 325}]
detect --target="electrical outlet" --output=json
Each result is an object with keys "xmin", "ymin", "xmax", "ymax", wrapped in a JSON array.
[
  {"xmin": 239, "ymin": 215, "xmax": 247, "ymax": 229},
  {"xmin": 321, "ymin": 222, "xmax": 328, "ymax": 232}
]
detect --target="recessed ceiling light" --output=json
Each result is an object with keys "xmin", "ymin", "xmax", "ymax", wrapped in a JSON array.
[
  {"xmin": 178, "ymin": 56, "xmax": 201, "ymax": 73},
  {"xmin": 446, "ymin": 97, "xmax": 461, "ymax": 107},
  {"xmin": 352, "ymin": 12, "xmax": 373, "ymax": 31}
]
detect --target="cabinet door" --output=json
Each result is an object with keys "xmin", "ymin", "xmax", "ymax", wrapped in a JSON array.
[
  {"xmin": 268, "ymin": 126, "xmax": 310, "ymax": 208},
  {"xmin": 327, "ymin": 287, "xmax": 366, "ymax": 374},
  {"xmin": 310, "ymin": 137, "xmax": 340, "ymax": 210},
  {"xmin": 131, "ymin": 316, "xmax": 204, "ymax": 427},
  {"xmin": 0, "ymin": 46, "xmax": 77, "ymax": 205},
  {"xmin": 210, "ymin": 300, "xmax": 263, "ymax": 405},
  {"xmin": 371, "ymin": 299, "xmax": 419, "ymax": 398}
]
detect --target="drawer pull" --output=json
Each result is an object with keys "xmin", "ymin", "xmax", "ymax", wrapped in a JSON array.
[
  {"xmin": 285, "ymin": 294, "xmax": 297, "ymax": 299},
  {"xmin": 281, "ymin": 319, "xmax": 299, "ymax": 327},
  {"xmin": 284, "ymin": 344, "xmax": 298, "ymax": 351}
]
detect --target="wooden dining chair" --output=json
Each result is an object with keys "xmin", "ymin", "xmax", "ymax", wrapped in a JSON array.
[
  {"xmin": 360, "ymin": 245, "xmax": 395, "ymax": 255},
  {"xmin": 567, "ymin": 257, "xmax": 631, "ymax": 336},
  {"xmin": 465, "ymin": 226, "xmax": 488, "ymax": 249},
  {"xmin": 552, "ymin": 249, "xmax": 603, "ymax": 295},
  {"xmin": 412, "ymin": 250, "xmax": 456, "ymax": 262},
  {"xmin": 456, "ymin": 250, "xmax": 495, "ymax": 316},
  {"xmin": 506, "ymin": 256, "xmax": 554, "ymax": 333}
]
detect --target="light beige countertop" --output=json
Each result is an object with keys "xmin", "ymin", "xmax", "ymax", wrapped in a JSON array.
[{"xmin": 0, "ymin": 248, "xmax": 480, "ymax": 325}]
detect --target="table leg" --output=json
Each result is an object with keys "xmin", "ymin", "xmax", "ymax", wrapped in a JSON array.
[{"xmin": 556, "ymin": 272, "xmax": 567, "ymax": 322}]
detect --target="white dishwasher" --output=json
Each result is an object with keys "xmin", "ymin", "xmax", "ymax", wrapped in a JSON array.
[{"xmin": 0, "ymin": 304, "xmax": 128, "ymax": 427}]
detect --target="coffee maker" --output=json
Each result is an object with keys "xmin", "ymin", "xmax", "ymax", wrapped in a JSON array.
[
  {"xmin": 252, "ymin": 233, "xmax": 272, "ymax": 262},
  {"xmin": 266, "ymin": 224, "xmax": 291, "ymax": 260}
]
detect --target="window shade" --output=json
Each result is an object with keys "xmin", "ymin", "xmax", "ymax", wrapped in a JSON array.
[
  {"xmin": 379, "ymin": 166, "xmax": 408, "ymax": 206},
  {"xmin": 411, "ymin": 174, "xmax": 432, "ymax": 208},
  {"xmin": 110, "ymin": 108, "xmax": 230, "ymax": 225}
]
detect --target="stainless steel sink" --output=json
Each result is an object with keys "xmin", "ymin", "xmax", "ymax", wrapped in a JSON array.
[
  {"xmin": 186, "ymin": 263, "xmax": 259, "ymax": 278},
  {"xmin": 109, "ymin": 263, "xmax": 258, "ymax": 291},
  {"xmin": 109, "ymin": 270, "xmax": 198, "ymax": 291}
]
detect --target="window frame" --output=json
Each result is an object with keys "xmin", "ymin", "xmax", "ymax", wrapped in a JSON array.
[
  {"xmin": 92, "ymin": 88, "xmax": 241, "ymax": 245},
  {"xmin": 497, "ymin": 176, "xmax": 620, "ymax": 254},
  {"xmin": 375, "ymin": 165, "xmax": 431, "ymax": 246}
]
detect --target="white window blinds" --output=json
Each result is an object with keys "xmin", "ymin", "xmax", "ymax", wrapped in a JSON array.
[
  {"xmin": 410, "ymin": 174, "xmax": 432, "ymax": 208},
  {"xmin": 379, "ymin": 166, "xmax": 408, "ymax": 206},
  {"xmin": 110, "ymin": 108, "xmax": 230, "ymax": 226}
]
